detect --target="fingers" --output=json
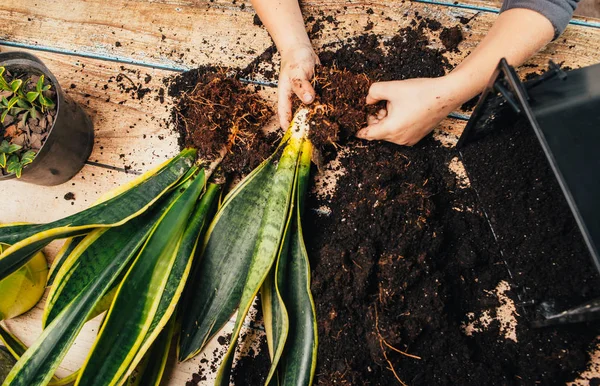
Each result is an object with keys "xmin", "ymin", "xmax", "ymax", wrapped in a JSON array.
[{"xmin": 356, "ymin": 119, "xmax": 389, "ymax": 141}]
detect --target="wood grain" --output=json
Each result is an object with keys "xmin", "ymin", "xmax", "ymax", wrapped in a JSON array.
[
  {"xmin": 1, "ymin": 0, "xmax": 599, "ymax": 77},
  {"xmin": 1, "ymin": 0, "xmax": 599, "ymax": 384}
]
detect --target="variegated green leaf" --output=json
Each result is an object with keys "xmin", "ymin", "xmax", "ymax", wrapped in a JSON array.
[
  {"xmin": 0, "ymin": 149, "xmax": 196, "ymax": 281},
  {"xmin": 2, "ymin": 185, "xmax": 188, "ymax": 386},
  {"xmin": 76, "ymin": 173, "xmax": 219, "ymax": 386},
  {"xmin": 215, "ymin": 110, "xmax": 309, "ymax": 386}
]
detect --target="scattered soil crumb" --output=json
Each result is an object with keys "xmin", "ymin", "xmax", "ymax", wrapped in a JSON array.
[
  {"xmin": 312, "ymin": 150, "xmax": 347, "ymax": 201},
  {"xmin": 63, "ymin": 192, "xmax": 76, "ymax": 201},
  {"xmin": 440, "ymin": 26, "xmax": 464, "ymax": 52},
  {"xmin": 433, "ymin": 128, "xmax": 460, "ymax": 147}
]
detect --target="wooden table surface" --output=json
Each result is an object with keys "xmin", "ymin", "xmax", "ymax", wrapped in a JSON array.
[{"xmin": 1, "ymin": 1, "xmax": 599, "ymax": 385}]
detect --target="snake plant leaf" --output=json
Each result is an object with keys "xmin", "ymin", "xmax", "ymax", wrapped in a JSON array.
[
  {"xmin": 0, "ymin": 148, "xmax": 196, "ymax": 281},
  {"xmin": 46, "ymin": 236, "xmax": 85, "ymax": 286},
  {"xmin": 0, "ymin": 326, "xmax": 26, "ymax": 360},
  {"xmin": 127, "ymin": 182, "xmax": 220, "ymax": 374},
  {"xmin": 125, "ymin": 316, "xmax": 175, "ymax": 386},
  {"xmin": 0, "ymin": 244, "xmax": 47, "ymax": 321},
  {"xmin": 276, "ymin": 141, "xmax": 318, "ymax": 386},
  {"xmin": 76, "ymin": 173, "xmax": 219, "ymax": 386},
  {"xmin": 215, "ymin": 110, "xmax": 308, "ymax": 386},
  {"xmin": 2, "ymin": 184, "xmax": 189, "ymax": 386},
  {"xmin": 0, "ymin": 327, "xmax": 78, "ymax": 386},
  {"xmin": 261, "ymin": 139, "xmax": 316, "ymax": 386},
  {"xmin": 260, "ymin": 218, "xmax": 292, "ymax": 386},
  {"xmin": 178, "ymin": 154, "xmax": 279, "ymax": 361}
]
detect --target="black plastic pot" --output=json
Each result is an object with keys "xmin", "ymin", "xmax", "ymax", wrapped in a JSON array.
[{"xmin": 0, "ymin": 52, "xmax": 93, "ymax": 186}]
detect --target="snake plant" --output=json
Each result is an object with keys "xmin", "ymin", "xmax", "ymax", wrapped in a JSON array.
[
  {"xmin": 1, "ymin": 108, "xmax": 319, "ymax": 386},
  {"xmin": 179, "ymin": 108, "xmax": 318, "ymax": 386}
]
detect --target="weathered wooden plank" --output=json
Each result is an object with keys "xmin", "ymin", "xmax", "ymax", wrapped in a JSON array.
[{"xmin": 1, "ymin": 0, "xmax": 599, "ymax": 79}]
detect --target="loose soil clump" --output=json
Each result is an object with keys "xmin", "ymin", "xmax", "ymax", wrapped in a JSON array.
[
  {"xmin": 440, "ymin": 26, "xmax": 464, "ymax": 52},
  {"xmin": 168, "ymin": 67, "xmax": 278, "ymax": 176},
  {"xmin": 296, "ymin": 67, "xmax": 379, "ymax": 149}
]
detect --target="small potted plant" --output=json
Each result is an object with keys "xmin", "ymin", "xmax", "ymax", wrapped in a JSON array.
[{"xmin": 0, "ymin": 52, "xmax": 93, "ymax": 185}]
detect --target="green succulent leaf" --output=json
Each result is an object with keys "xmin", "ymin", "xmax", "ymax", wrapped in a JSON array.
[
  {"xmin": 1, "ymin": 109, "xmax": 9, "ymax": 124},
  {"xmin": 35, "ymin": 77, "xmax": 44, "ymax": 94},
  {"xmin": 274, "ymin": 141, "xmax": 318, "ymax": 386},
  {"xmin": 46, "ymin": 236, "xmax": 85, "ymax": 286},
  {"xmin": 125, "ymin": 316, "xmax": 175, "ymax": 386},
  {"xmin": 25, "ymin": 92, "xmax": 38, "ymax": 103},
  {"xmin": 20, "ymin": 151, "xmax": 36, "ymax": 166},
  {"xmin": 2, "ymin": 200, "xmax": 176, "ymax": 386},
  {"xmin": 15, "ymin": 98, "xmax": 29, "ymax": 109},
  {"xmin": 215, "ymin": 117, "xmax": 307, "ymax": 386},
  {"xmin": 178, "ymin": 154, "xmax": 279, "ymax": 360},
  {"xmin": 75, "ymin": 173, "xmax": 219, "ymax": 386},
  {"xmin": 6, "ymin": 155, "xmax": 23, "ymax": 178},
  {"xmin": 0, "ymin": 142, "xmax": 22, "ymax": 155},
  {"xmin": 0, "ymin": 153, "xmax": 6, "ymax": 169},
  {"xmin": 6, "ymin": 96, "xmax": 19, "ymax": 111},
  {"xmin": 9, "ymin": 80, "xmax": 22, "ymax": 94},
  {"xmin": 0, "ymin": 141, "xmax": 21, "ymax": 154}
]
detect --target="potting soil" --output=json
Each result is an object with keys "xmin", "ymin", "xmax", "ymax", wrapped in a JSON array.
[{"xmin": 180, "ymin": 20, "xmax": 599, "ymax": 386}]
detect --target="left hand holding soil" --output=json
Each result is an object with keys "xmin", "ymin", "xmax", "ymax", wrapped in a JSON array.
[{"xmin": 356, "ymin": 76, "xmax": 461, "ymax": 145}]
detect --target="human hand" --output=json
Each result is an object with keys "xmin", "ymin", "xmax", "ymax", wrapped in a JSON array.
[
  {"xmin": 356, "ymin": 75, "xmax": 467, "ymax": 146},
  {"xmin": 277, "ymin": 43, "xmax": 320, "ymax": 129}
]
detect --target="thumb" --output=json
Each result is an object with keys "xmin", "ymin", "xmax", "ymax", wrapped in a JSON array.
[{"xmin": 291, "ymin": 77, "xmax": 316, "ymax": 104}]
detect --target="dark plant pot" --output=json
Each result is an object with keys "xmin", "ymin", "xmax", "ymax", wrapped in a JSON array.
[{"xmin": 0, "ymin": 51, "xmax": 94, "ymax": 186}]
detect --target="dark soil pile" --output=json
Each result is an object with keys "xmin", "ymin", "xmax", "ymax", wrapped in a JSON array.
[
  {"xmin": 299, "ymin": 22, "xmax": 599, "ymax": 386},
  {"xmin": 318, "ymin": 25, "xmax": 450, "ymax": 81},
  {"xmin": 460, "ymin": 116, "xmax": 600, "ymax": 313},
  {"xmin": 305, "ymin": 135, "xmax": 600, "ymax": 385},
  {"xmin": 167, "ymin": 67, "xmax": 279, "ymax": 176}
]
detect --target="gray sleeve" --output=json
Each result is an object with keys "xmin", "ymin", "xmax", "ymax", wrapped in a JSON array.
[{"xmin": 501, "ymin": 0, "xmax": 580, "ymax": 38}]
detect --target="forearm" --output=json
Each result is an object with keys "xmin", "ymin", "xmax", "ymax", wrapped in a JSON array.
[
  {"xmin": 447, "ymin": 8, "xmax": 554, "ymax": 104},
  {"xmin": 250, "ymin": 0, "xmax": 311, "ymax": 55}
]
